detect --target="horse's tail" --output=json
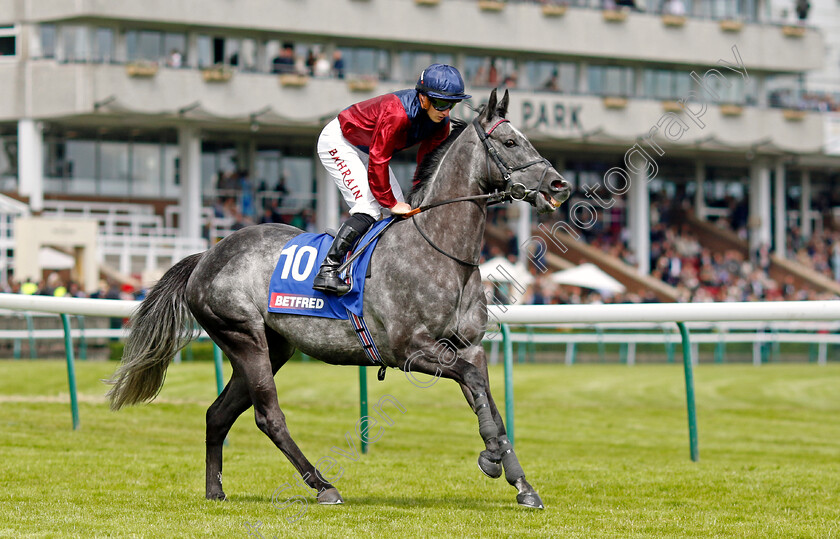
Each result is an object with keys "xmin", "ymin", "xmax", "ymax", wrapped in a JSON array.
[{"xmin": 105, "ymin": 252, "xmax": 204, "ymax": 411}]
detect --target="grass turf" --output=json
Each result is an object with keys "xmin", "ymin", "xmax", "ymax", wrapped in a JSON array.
[{"xmin": 1, "ymin": 360, "xmax": 839, "ymax": 538}]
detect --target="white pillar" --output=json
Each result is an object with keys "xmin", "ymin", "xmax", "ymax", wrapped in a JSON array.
[
  {"xmin": 17, "ymin": 119, "xmax": 44, "ymax": 213},
  {"xmin": 773, "ymin": 160, "xmax": 786, "ymax": 257},
  {"xmin": 178, "ymin": 126, "xmax": 202, "ymax": 240},
  {"xmin": 749, "ymin": 159, "xmax": 772, "ymax": 253},
  {"xmin": 694, "ymin": 161, "xmax": 705, "ymax": 220},
  {"xmin": 628, "ymin": 167, "xmax": 650, "ymax": 275},
  {"xmin": 800, "ymin": 169, "xmax": 812, "ymax": 240},
  {"xmin": 315, "ymin": 160, "xmax": 339, "ymax": 233},
  {"xmin": 516, "ymin": 200, "xmax": 531, "ymax": 266}
]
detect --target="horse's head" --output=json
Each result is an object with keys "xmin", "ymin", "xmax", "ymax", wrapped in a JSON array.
[{"xmin": 474, "ymin": 89, "xmax": 571, "ymax": 214}]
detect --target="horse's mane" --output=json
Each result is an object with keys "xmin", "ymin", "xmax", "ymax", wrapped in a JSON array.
[{"xmin": 408, "ymin": 118, "xmax": 469, "ymax": 207}]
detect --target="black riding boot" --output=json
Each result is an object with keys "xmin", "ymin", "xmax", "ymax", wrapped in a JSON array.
[{"xmin": 312, "ymin": 215, "xmax": 374, "ymax": 295}]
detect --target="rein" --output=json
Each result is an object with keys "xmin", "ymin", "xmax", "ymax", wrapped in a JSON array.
[
  {"xmin": 336, "ymin": 117, "xmax": 550, "ymax": 273},
  {"xmin": 335, "ymin": 192, "xmax": 506, "ymax": 273}
]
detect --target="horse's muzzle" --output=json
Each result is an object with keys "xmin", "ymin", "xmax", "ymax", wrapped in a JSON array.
[{"xmin": 536, "ymin": 174, "xmax": 571, "ymax": 213}]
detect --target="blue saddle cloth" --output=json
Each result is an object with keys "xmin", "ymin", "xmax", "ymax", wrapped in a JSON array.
[{"xmin": 267, "ymin": 218, "xmax": 393, "ymax": 319}]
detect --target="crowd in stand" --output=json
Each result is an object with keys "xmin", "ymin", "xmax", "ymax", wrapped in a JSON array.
[
  {"xmin": 211, "ymin": 169, "xmax": 317, "ymax": 236},
  {"xmin": 1, "ymin": 272, "xmax": 146, "ymax": 301},
  {"xmin": 481, "ymin": 191, "xmax": 840, "ymax": 305}
]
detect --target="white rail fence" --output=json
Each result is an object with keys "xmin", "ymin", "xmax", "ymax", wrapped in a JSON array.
[{"xmin": 1, "ymin": 294, "xmax": 839, "ymax": 460}]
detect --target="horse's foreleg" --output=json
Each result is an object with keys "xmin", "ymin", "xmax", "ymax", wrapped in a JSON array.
[
  {"xmin": 457, "ymin": 348, "xmax": 543, "ymax": 509},
  {"xmin": 404, "ymin": 344, "xmax": 543, "ymax": 509},
  {"xmin": 459, "ymin": 383, "xmax": 503, "ymax": 479}
]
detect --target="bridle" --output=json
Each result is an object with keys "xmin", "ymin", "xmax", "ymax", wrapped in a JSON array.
[
  {"xmin": 472, "ymin": 117, "xmax": 554, "ymax": 204},
  {"xmin": 337, "ymin": 116, "xmax": 556, "ymax": 272}
]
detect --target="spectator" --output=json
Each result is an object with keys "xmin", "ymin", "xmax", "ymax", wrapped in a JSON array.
[
  {"xmin": 332, "ymin": 50, "xmax": 346, "ymax": 79},
  {"xmin": 542, "ymin": 70, "xmax": 561, "ymax": 92},
  {"xmin": 795, "ymin": 0, "xmax": 810, "ymax": 21},
  {"xmin": 663, "ymin": 0, "xmax": 685, "ymax": 15},
  {"xmin": 272, "ymin": 43, "xmax": 296, "ymax": 74},
  {"xmin": 305, "ymin": 48, "xmax": 317, "ymax": 76},
  {"xmin": 313, "ymin": 52, "xmax": 331, "ymax": 77},
  {"xmin": 167, "ymin": 49, "xmax": 183, "ymax": 68}
]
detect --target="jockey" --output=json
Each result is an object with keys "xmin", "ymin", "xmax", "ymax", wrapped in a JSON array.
[{"xmin": 313, "ymin": 63, "xmax": 471, "ymax": 295}]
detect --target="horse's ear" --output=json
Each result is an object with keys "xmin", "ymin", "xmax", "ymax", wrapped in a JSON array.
[
  {"xmin": 481, "ymin": 89, "xmax": 498, "ymax": 122},
  {"xmin": 497, "ymin": 89, "xmax": 510, "ymax": 118}
]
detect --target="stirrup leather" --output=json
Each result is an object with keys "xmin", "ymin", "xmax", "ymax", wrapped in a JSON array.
[{"xmin": 312, "ymin": 224, "xmax": 362, "ymax": 296}]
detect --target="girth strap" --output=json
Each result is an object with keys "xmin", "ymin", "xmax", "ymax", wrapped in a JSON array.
[{"xmin": 348, "ymin": 310, "xmax": 384, "ymax": 366}]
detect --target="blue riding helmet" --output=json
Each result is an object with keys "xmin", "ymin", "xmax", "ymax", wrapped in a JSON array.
[{"xmin": 415, "ymin": 64, "xmax": 472, "ymax": 101}]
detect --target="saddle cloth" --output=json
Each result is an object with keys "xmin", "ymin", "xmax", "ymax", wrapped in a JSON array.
[{"xmin": 267, "ymin": 218, "xmax": 393, "ymax": 319}]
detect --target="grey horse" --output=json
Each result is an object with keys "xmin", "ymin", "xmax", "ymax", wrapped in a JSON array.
[{"xmin": 106, "ymin": 89, "xmax": 571, "ymax": 510}]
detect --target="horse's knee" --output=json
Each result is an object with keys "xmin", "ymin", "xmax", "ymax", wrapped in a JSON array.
[
  {"xmin": 462, "ymin": 365, "xmax": 488, "ymax": 394},
  {"xmin": 254, "ymin": 411, "xmax": 288, "ymax": 438}
]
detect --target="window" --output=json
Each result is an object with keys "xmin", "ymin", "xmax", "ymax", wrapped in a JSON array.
[
  {"xmin": 397, "ymin": 51, "xmax": 454, "ymax": 84},
  {"xmin": 643, "ymin": 69, "xmax": 691, "ymax": 100},
  {"xmin": 62, "ymin": 26, "xmax": 89, "ymax": 63},
  {"xmin": 523, "ymin": 61, "xmax": 577, "ymax": 93},
  {"xmin": 0, "ymin": 134, "xmax": 16, "ymax": 178},
  {"xmin": 0, "ymin": 24, "xmax": 18, "ymax": 58},
  {"xmin": 588, "ymin": 65, "xmax": 634, "ymax": 97},
  {"xmin": 163, "ymin": 33, "xmax": 187, "ymax": 67},
  {"xmin": 464, "ymin": 55, "xmax": 516, "ymax": 88},
  {"xmin": 92, "ymin": 28, "xmax": 114, "ymax": 63},
  {"xmin": 197, "ymin": 35, "xmax": 213, "ymax": 67},
  {"xmin": 132, "ymin": 142, "xmax": 162, "ymax": 197},
  {"xmin": 337, "ymin": 47, "xmax": 390, "ymax": 79},
  {"xmin": 126, "ymin": 30, "xmax": 162, "ymax": 62},
  {"xmin": 281, "ymin": 156, "xmax": 315, "ymax": 210},
  {"xmin": 40, "ymin": 24, "xmax": 56, "ymax": 59}
]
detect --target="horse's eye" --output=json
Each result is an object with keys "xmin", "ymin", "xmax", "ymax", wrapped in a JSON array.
[{"xmin": 504, "ymin": 139, "xmax": 516, "ymax": 148}]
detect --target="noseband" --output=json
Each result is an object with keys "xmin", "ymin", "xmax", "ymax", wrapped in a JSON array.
[{"xmin": 472, "ymin": 117, "xmax": 553, "ymax": 203}]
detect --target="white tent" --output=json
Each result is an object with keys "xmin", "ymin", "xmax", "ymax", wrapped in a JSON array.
[
  {"xmin": 549, "ymin": 263, "xmax": 626, "ymax": 293},
  {"xmin": 479, "ymin": 256, "xmax": 534, "ymax": 286},
  {"xmin": 38, "ymin": 247, "xmax": 75, "ymax": 270}
]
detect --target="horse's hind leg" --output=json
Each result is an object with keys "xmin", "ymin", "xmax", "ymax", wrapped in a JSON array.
[
  {"xmin": 206, "ymin": 373, "xmax": 252, "ymax": 500},
  {"xmin": 205, "ymin": 326, "xmax": 293, "ymax": 500},
  {"xmin": 215, "ymin": 323, "xmax": 343, "ymax": 504}
]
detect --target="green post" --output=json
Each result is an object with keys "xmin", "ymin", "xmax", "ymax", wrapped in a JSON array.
[
  {"xmin": 359, "ymin": 366, "xmax": 368, "ymax": 454},
  {"xmin": 676, "ymin": 322, "xmax": 699, "ymax": 462},
  {"xmin": 212, "ymin": 344, "xmax": 224, "ymax": 396},
  {"xmin": 26, "ymin": 313, "xmax": 36, "ymax": 359},
  {"xmin": 60, "ymin": 314, "xmax": 80, "ymax": 430},
  {"xmin": 501, "ymin": 324, "xmax": 514, "ymax": 447}
]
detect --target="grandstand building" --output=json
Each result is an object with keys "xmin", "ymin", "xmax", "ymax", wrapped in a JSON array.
[{"xmin": 1, "ymin": 0, "xmax": 838, "ymax": 299}]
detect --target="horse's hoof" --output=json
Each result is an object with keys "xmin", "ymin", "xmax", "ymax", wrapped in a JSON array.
[
  {"xmin": 317, "ymin": 488, "xmax": 344, "ymax": 505},
  {"xmin": 478, "ymin": 452, "xmax": 502, "ymax": 479},
  {"xmin": 516, "ymin": 491, "xmax": 544, "ymax": 509},
  {"xmin": 206, "ymin": 491, "xmax": 227, "ymax": 501}
]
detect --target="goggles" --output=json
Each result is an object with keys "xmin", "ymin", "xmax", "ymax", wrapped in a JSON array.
[{"xmin": 427, "ymin": 96, "xmax": 460, "ymax": 111}]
